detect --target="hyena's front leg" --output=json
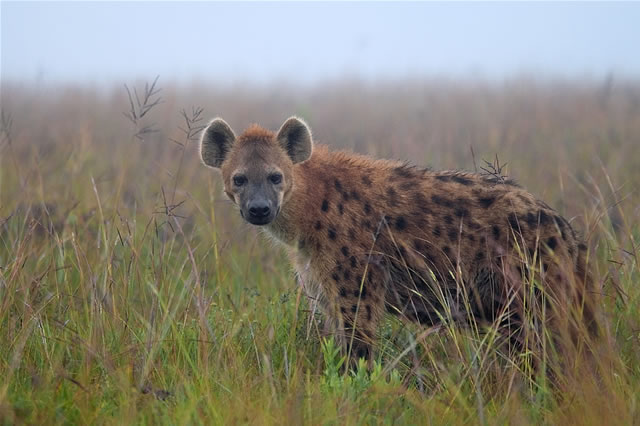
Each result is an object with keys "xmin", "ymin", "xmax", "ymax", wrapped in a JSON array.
[{"xmin": 333, "ymin": 262, "xmax": 387, "ymax": 369}]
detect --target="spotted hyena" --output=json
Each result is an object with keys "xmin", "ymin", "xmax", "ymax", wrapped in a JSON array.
[{"xmin": 200, "ymin": 116, "xmax": 599, "ymax": 369}]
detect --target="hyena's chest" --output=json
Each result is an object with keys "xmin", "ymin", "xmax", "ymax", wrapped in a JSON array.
[{"xmin": 289, "ymin": 250, "xmax": 336, "ymax": 313}]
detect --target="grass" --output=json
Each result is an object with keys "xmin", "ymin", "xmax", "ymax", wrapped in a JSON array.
[{"xmin": 0, "ymin": 77, "xmax": 639, "ymax": 424}]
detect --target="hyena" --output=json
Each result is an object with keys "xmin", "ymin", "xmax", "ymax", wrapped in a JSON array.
[{"xmin": 200, "ymin": 116, "xmax": 600, "ymax": 370}]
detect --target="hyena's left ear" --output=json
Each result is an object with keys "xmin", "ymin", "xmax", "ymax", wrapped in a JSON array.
[
  {"xmin": 200, "ymin": 118, "xmax": 236, "ymax": 168},
  {"xmin": 276, "ymin": 117, "xmax": 313, "ymax": 164}
]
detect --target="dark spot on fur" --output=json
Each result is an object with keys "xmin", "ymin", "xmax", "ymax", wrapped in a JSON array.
[
  {"xmin": 480, "ymin": 236, "xmax": 486, "ymax": 245},
  {"xmin": 543, "ymin": 263, "xmax": 549, "ymax": 272},
  {"xmin": 314, "ymin": 221, "xmax": 322, "ymax": 231},
  {"xmin": 362, "ymin": 176, "xmax": 372, "ymax": 186},
  {"xmin": 578, "ymin": 242, "xmax": 587, "ymax": 251},
  {"xmin": 444, "ymin": 215, "xmax": 454, "ymax": 225},
  {"xmin": 351, "ymin": 304, "xmax": 358, "ymax": 313},
  {"xmin": 538, "ymin": 210, "xmax": 551, "ymax": 225},
  {"xmin": 454, "ymin": 205, "xmax": 469, "ymax": 218},
  {"xmin": 340, "ymin": 307, "xmax": 347, "ymax": 314},
  {"xmin": 351, "ymin": 190, "xmax": 360, "ymax": 200},
  {"xmin": 467, "ymin": 234, "xmax": 475, "ymax": 242},
  {"xmin": 384, "ymin": 215, "xmax": 393, "ymax": 224},
  {"xmin": 350, "ymin": 256, "xmax": 357, "ymax": 268},
  {"xmin": 547, "ymin": 237, "xmax": 557, "ymax": 250},
  {"xmin": 386, "ymin": 187, "xmax": 398, "ymax": 204},
  {"xmin": 436, "ymin": 175, "xmax": 451, "ymax": 183},
  {"xmin": 366, "ymin": 305, "xmax": 372, "ymax": 321},
  {"xmin": 432, "ymin": 194, "xmax": 453, "ymax": 208},
  {"xmin": 413, "ymin": 239, "xmax": 424, "ymax": 251},
  {"xmin": 354, "ymin": 285, "xmax": 367, "ymax": 299},
  {"xmin": 339, "ymin": 287, "xmax": 347, "ymax": 297},
  {"xmin": 338, "ymin": 203, "xmax": 344, "ymax": 215},
  {"xmin": 334, "ymin": 179, "xmax": 342, "ymax": 191},
  {"xmin": 344, "ymin": 270, "xmax": 351, "ymax": 281},
  {"xmin": 452, "ymin": 175, "xmax": 473, "ymax": 186},
  {"xmin": 508, "ymin": 213, "xmax": 520, "ymax": 230},
  {"xmin": 332, "ymin": 273, "xmax": 340, "ymax": 282},
  {"xmin": 433, "ymin": 226, "xmax": 442, "ymax": 237},
  {"xmin": 475, "ymin": 251, "xmax": 484, "ymax": 261},
  {"xmin": 395, "ymin": 216, "xmax": 407, "ymax": 231},
  {"xmin": 341, "ymin": 246, "xmax": 349, "ymax": 257},
  {"xmin": 400, "ymin": 181, "xmax": 414, "ymax": 191},
  {"xmin": 492, "ymin": 225, "xmax": 501, "ymax": 239},
  {"xmin": 328, "ymin": 228, "xmax": 336, "ymax": 240},
  {"xmin": 364, "ymin": 202, "xmax": 372, "ymax": 215},
  {"xmin": 468, "ymin": 221, "xmax": 481, "ymax": 230},
  {"xmin": 298, "ymin": 239, "xmax": 306, "ymax": 249},
  {"xmin": 413, "ymin": 192, "xmax": 431, "ymax": 214},
  {"xmin": 525, "ymin": 212, "xmax": 537, "ymax": 227},
  {"xmin": 393, "ymin": 166, "xmax": 414, "ymax": 179},
  {"xmin": 443, "ymin": 246, "xmax": 451, "ymax": 256},
  {"xmin": 447, "ymin": 228, "xmax": 458, "ymax": 242},
  {"xmin": 342, "ymin": 191, "xmax": 350, "ymax": 201},
  {"xmin": 349, "ymin": 228, "xmax": 356, "ymax": 239},
  {"xmin": 321, "ymin": 199, "xmax": 329, "ymax": 212},
  {"xmin": 478, "ymin": 196, "xmax": 496, "ymax": 208},
  {"xmin": 364, "ymin": 220, "xmax": 372, "ymax": 230}
]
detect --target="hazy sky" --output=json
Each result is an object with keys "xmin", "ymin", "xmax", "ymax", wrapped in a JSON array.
[{"xmin": 2, "ymin": 1, "xmax": 640, "ymax": 85}]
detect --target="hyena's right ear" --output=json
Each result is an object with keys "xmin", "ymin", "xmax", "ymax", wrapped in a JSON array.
[{"xmin": 200, "ymin": 118, "xmax": 236, "ymax": 168}]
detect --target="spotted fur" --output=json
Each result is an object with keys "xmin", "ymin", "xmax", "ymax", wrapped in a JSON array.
[{"xmin": 200, "ymin": 117, "xmax": 600, "ymax": 369}]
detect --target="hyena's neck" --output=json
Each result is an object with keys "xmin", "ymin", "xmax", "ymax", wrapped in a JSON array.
[{"xmin": 264, "ymin": 145, "xmax": 401, "ymax": 248}]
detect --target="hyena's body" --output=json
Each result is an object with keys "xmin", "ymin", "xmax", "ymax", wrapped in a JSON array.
[{"xmin": 200, "ymin": 117, "xmax": 599, "ymax": 367}]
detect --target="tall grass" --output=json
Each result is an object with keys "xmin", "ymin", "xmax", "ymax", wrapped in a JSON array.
[{"xmin": 0, "ymin": 77, "xmax": 639, "ymax": 424}]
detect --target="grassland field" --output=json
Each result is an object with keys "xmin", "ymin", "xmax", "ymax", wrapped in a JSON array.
[{"xmin": 0, "ymin": 77, "xmax": 639, "ymax": 424}]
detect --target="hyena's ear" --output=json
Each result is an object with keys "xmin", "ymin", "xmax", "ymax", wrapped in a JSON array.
[
  {"xmin": 276, "ymin": 117, "xmax": 313, "ymax": 164},
  {"xmin": 200, "ymin": 118, "xmax": 236, "ymax": 168}
]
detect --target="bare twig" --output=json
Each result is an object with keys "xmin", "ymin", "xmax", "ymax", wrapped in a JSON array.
[
  {"xmin": 0, "ymin": 110, "xmax": 22, "ymax": 185},
  {"xmin": 123, "ymin": 76, "xmax": 163, "ymax": 141},
  {"xmin": 170, "ymin": 106, "xmax": 206, "ymax": 203},
  {"xmin": 480, "ymin": 154, "xmax": 509, "ymax": 183}
]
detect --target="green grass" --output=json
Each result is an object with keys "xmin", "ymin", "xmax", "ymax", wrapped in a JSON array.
[{"xmin": 1, "ymin": 78, "xmax": 639, "ymax": 424}]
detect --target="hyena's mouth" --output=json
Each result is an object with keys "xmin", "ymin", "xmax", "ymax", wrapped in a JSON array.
[
  {"xmin": 246, "ymin": 215, "xmax": 273, "ymax": 226},
  {"xmin": 241, "ymin": 206, "xmax": 279, "ymax": 226}
]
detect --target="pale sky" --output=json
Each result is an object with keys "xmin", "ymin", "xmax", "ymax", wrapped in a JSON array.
[{"xmin": 2, "ymin": 1, "xmax": 640, "ymax": 85}]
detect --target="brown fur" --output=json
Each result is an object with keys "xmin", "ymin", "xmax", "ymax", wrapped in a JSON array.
[{"xmin": 201, "ymin": 117, "xmax": 600, "ymax": 371}]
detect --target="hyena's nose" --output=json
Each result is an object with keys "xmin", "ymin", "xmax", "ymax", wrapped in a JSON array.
[{"xmin": 248, "ymin": 202, "xmax": 271, "ymax": 219}]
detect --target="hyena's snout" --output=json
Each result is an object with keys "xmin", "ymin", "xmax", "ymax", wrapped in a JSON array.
[{"xmin": 246, "ymin": 197, "xmax": 274, "ymax": 225}]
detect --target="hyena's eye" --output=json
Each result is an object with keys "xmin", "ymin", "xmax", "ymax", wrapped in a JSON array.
[
  {"xmin": 269, "ymin": 173, "xmax": 283, "ymax": 185},
  {"xmin": 233, "ymin": 175, "xmax": 247, "ymax": 186}
]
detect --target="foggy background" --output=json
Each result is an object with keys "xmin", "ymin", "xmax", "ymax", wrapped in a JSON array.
[{"xmin": 2, "ymin": 2, "xmax": 640, "ymax": 85}]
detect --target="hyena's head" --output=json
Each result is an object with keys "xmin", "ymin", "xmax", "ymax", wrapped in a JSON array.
[{"xmin": 200, "ymin": 117, "xmax": 313, "ymax": 225}]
